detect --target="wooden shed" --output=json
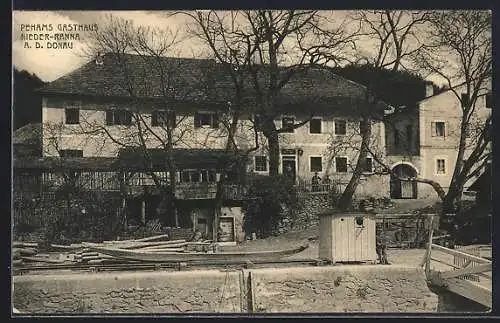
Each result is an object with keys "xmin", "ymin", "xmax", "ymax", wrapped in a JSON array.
[{"xmin": 319, "ymin": 211, "xmax": 378, "ymax": 263}]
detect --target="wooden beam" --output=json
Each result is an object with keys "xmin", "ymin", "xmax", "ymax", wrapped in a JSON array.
[
  {"xmin": 444, "ymin": 277, "xmax": 492, "ymax": 308},
  {"xmin": 441, "ymin": 263, "xmax": 492, "ymax": 279},
  {"xmin": 431, "ymin": 244, "xmax": 492, "ymax": 264}
]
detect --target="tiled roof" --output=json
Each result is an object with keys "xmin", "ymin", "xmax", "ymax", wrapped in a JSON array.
[
  {"xmin": 37, "ymin": 53, "xmax": 380, "ymax": 114},
  {"xmin": 14, "ymin": 149, "xmax": 244, "ymax": 170},
  {"xmin": 118, "ymin": 147, "xmax": 244, "ymax": 169}
]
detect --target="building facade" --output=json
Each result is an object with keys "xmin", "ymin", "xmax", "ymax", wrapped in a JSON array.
[{"xmin": 385, "ymin": 82, "xmax": 492, "ymax": 199}]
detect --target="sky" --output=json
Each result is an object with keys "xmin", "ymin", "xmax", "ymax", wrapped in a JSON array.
[{"xmin": 12, "ymin": 10, "xmax": 450, "ymax": 85}]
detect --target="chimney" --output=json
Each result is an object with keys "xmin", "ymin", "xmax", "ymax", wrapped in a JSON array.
[{"xmin": 424, "ymin": 82, "xmax": 434, "ymax": 98}]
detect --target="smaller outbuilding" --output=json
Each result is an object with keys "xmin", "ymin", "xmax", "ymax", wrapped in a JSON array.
[{"xmin": 319, "ymin": 210, "xmax": 378, "ymax": 264}]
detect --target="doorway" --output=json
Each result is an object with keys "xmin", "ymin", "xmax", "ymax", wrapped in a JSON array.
[
  {"xmin": 390, "ymin": 164, "xmax": 418, "ymax": 199},
  {"xmin": 282, "ymin": 155, "xmax": 296, "ymax": 183}
]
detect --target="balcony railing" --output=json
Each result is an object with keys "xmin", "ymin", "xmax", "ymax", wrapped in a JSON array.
[
  {"xmin": 174, "ymin": 182, "xmax": 247, "ymax": 200},
  {"xmin": 296, "ymin": 177, "xmax": 348, "ymax": 196}
]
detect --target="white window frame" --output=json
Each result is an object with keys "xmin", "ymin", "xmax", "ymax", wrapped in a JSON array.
[
  {"xmin": 333, "ymin": 119, "xmax": 347, "ymax": 136},
  {"xmin": 281, "ymin": 115, "xmax": 296, "ymax": 133},
  {"xmin": 432, "ymin": 120, "xmax": 446, "ymax": 137},
  {"xmin": 197, "ymin": 111, "xmax": 217, "ymax": 128},
  {"xmin": 309, "ymin": 155, "xmax": 323, "ymax": 173},
  {"xmin": 254, "ymin": 155, "xmax": 268, "ymax": 172},
  {"xmin": 309, "ymin": 117, "xmax": 323, "ymax": 134},
  {"xmin": 334, "ymin": 156, "xmax": 349, "ymax": 173},
  {"xmin": 435, "ymin": 157, "xmax": 447, "ymax": 175}
]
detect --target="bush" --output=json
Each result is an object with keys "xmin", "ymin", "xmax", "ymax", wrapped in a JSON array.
[
  {"xmin": 242, "ymin": 175, "xmax": 300, "ymax": 238},
  {"xmin": 40, "ymin": 191, "xmax": 124, "ymax": 245}
]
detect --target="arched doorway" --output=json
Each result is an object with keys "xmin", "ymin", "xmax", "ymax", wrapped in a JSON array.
[{"xmin": 390, "ymin": 164, "xmax": 418, "ymax": 199}]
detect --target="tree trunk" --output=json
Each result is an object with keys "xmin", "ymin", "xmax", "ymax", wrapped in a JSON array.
[
  {"xmin": 336, "ymin": 117, "xmax": 372, "ymax": 211},
  {"xmin": 267, "ymin": 129, "xmax": 280, "ymax": 177},
  {"xmin": 441, "ymin": 115, "xmax": 470, "ymax": 214}
]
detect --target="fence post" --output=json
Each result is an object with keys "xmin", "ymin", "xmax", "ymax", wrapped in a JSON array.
[{"xmin": 424, "ymin": 214, "xmax": 434, "ymax": 277}]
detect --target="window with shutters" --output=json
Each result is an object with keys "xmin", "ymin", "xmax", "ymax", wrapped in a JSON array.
[
  {"xmin": 59, "ymin": 149, "xmax": 83, "ymax": 157},
  {"xmin": 194, "ymin": 111, "xmax": 218, "ymax": 128},
  {"xmin": 281, "ymin": 116, "xmax": 295, "ymax": 133},
  {"xmin": 335, "ymin": 156, "xmax": 348, "ymax": 173},
  {"xmin": 254, "ymin": 156, "xmax": 267, "ymax": 172},
  {"xmin": 65, "ymin": 108, "xmax": 80, "ymax": 124},
  {"xmin": 436, "ymin": 159, "xmax": 446, "ymax": 175},
  {"xmin": 310, "ymin": 156, "xmax": 322, "ymax": 172},
  {"xmin": 432, "ymin": 121, "xmax": 446, "ymax": 137},
  {"xmin": 334, "ymin": 119, "xmax": 347, "ymax": 135},
  {"xmin": 309, "ymin": 118, "xmax": 322, "ymax": 134},
  {"xmin": 106, "ymin": 110, "xmax": 132, "ymax": 126},
  {"xmin": 152, "ymin": 110, "xmax": 176, "ymax": 128}
]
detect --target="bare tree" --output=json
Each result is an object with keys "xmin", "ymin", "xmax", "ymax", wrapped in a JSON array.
[
  {"xmin": 414, "ymin": 10, "xmax": 492, "ymax": 212},
  {"xmin": 70, "ymin": 15, "xmax": 219, "ymax": 226},
  {"xmin": 352, "ymin": 10, "xmax": 432, "ymax": 72},
  {"xmin": 331, "ymin": 10, "xmax": 432, "ymax": 211},
  {"xmin": 182, "ymin": 10, "xmax": 358, "ymax": 177}
]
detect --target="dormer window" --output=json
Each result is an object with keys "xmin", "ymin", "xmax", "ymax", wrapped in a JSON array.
[
  {"xmin": 281, "ymin": 116, "xmax": 295, "ymax": 133},
  {"xmin": 309, "ymin": 118, "xmax": 322, "ymax": 134},
  {"xmin": 194, "ymin": 111, "xmax": 219, "ymax": 128}
]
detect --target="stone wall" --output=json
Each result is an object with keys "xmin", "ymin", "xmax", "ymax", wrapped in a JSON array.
[
  {"xmin": 250, "ymin": 266, "xmax": 438, "ymax": 313},
  {"xmin": 287, "ymin": 194, "xmax": 332, "ymax": 231},
  {"xmin": 13, "ymin": 270, "xmax": 243, "ymax": 314},
  {"xmin": 13, "ymin": 265, "xmax": 439, "ymax": 314}
]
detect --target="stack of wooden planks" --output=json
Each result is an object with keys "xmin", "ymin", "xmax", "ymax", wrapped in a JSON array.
[{"xmin": 13, "ymin": 234, "xmax": 215, "ymax": 266}]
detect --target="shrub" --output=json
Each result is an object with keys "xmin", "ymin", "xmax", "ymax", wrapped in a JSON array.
[{"xmin": 242, "ymin": 175, "xmax": 300, "ymax": 238}]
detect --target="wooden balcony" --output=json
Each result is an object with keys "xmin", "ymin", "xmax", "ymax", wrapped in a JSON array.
[{"xmin": 174, "ymin": 182, "xmax": 247, "ymax": 200}]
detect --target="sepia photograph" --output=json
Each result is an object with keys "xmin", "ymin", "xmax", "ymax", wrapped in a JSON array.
[{"xmin": 11, "ymin": 9, "xmax": 492, "ymax": 315}]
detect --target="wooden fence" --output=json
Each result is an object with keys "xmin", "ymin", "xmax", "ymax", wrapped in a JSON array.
[
  {"xmin": 421, "ymin": 215, "xmax": 492, "ymax": 308},
  {"xmin": 376, "ymin": 213, "xmax": 437, "ymax": 248}
]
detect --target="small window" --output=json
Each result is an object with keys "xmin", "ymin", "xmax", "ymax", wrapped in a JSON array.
[
  {"xmin": 106, "ymin": 110, "xmax": 132, "ymax": 126},
  {"xmin": 485, "ymin": 93, "xmax": 492, "ymax": 109},
  {"xmin": 355, "ymin": 216, "xmax": 364, "ymax": 227},
  {"xmin": 65, "ymin": 108, "xmax": 80, "ymax": 124},
  {"xmin": 59, "ymin": 149, "xmax": 83, "ymax": 158},
  {"xmin": 152, "ymin": 110, "xmax": 176, "ymax": 128},
  {"xmin": 436, "ymin": 159, "xmax": 446, "ymax": 175},
  {"xmin": 363, "ymin": 157, "xmax": 373, "ymax": 173},
  {"xmin": 310, "ymin": 156, "xmax": 322, "ymax": 172},
  {"xmin": 255, "ymin": 156, "xmax": 267, "ymax": 172},
  {"xmin": 334, "ymin": 120, "xmax": 347, "ymax": 135},
  {"xmin": 310, "ymin": 118, "xmax": 322, "ymax": 134},
  {"xmin": 194, "ymin": 112, "xmax": 218, "ymax": 128},
  {"xmin": 335, "ymin": 157, "xmax": 348, "ymax": 173},
  {"xmin": 433, "ymin": 121, "xmax": 446, "ymax": 137},
  {"xmin": 281, "ymin": 116, "xmax": 295, "ymax": 133}
]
